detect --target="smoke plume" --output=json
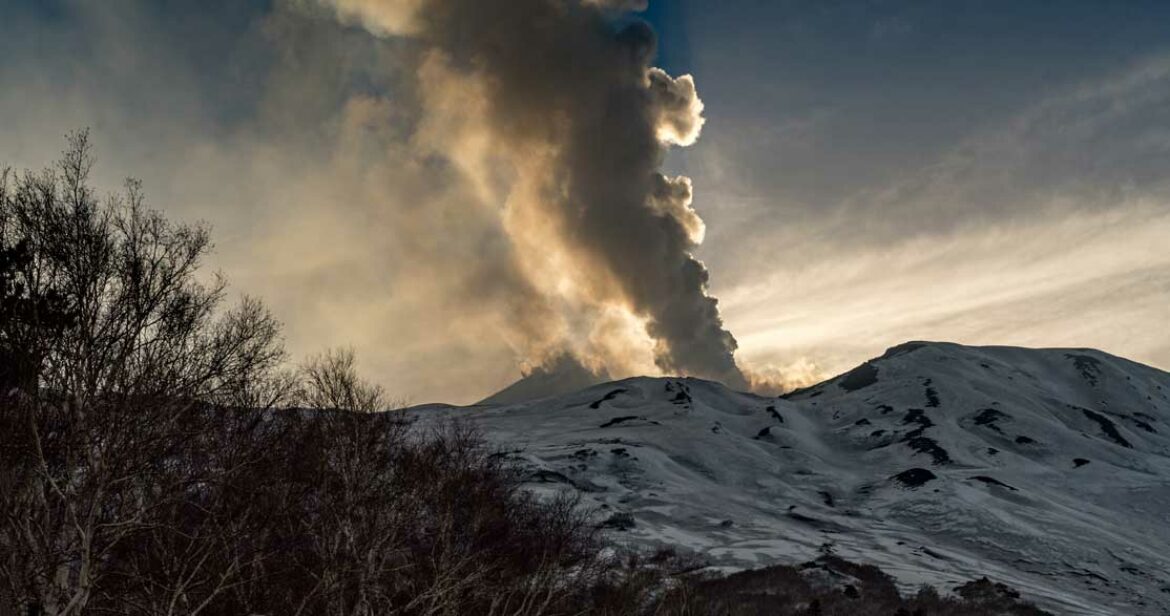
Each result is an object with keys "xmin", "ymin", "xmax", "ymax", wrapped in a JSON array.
[{"xmin": 323, "ymin": 0, "xmax": 748, "ymax": 388}]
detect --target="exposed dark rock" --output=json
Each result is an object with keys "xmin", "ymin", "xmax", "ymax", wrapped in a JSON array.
[
  {"xmin": 973, "ymin": 408, "xmax": 1009, "ymax": 433},
  {"xmin": 765, "ymin": 405, "xmax": 784, "ymax": 422},
  {"xmin": 600, "ymin": 512, "xmax": 635, "ymax": 531},
  {"xmin": 665, "ymin": 381, "xmax": 692, "ymax": 406},
  {"xmin": 1074, "ymin": 458, "xmax": 1091, "ymax": 468},
  {"xmin": 529, "ymin": 470, "xmax": 571, "ymax": 483},
  {"xmin": 892, "ymin": 468, "xmax": 937, "ymax": 488},
  {"xmin": 1082, "ymin": 409, "xmax": 1132, "ymax": 448},
  {"xmin": 786, "ymin": 510, "xmax": 825, "ymax": 526},
  {"xmin": 879, "ymin": 342, "xmax": 928, "ymax": 359},
  {"xmin": 922, "ymin": 379, "xmax": 941, "ymax": 408},
  {"xmin": 906, "ymin": 436, "xmax": 952, "ymax": 466},
  {"xmin": 839, "ymin": 362, "xmax": 879, "ymax": 392},
  {"xmin": 955, "ymin": 576, "xmax": 1021, "ymax": 601},
  {"xmin": 1066, "ymin": 353, "xmax": 1103, "ymax": 386},
  {"xmin": 588, "ymin": 388, "xmax": 627, "ymax": 409},
  {"xmin": 1129, "ymin": 418, "xmax": 1157, "ymax": 433},
  {"xmin": 895, "ymin": 408, "xmax": 949, "ymax": 464},
  {"xmin": 922, "ymin": 547, "xmax": 949, "ymax": 561},
  {"xmin": 971, "ymin": 476, "xmax": 1018, "ymax": 491},
  {"xmin": 599, "ymin": 416, "xmax": 641, "ymax": 428},
  {"xmin": 1015, "ymin": 435, "xmax": 1036, "ymax": 445},
  {"xmin": 902, "ymin": 409, "xmax": 933, "ymax": 439}
]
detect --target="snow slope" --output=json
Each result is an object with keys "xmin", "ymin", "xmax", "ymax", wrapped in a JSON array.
[{"xmin": 412, "ymin": 342, "xmax": 1170, "ymax": 615}]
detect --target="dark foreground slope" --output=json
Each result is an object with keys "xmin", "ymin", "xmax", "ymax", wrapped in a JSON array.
[{"xmin": 416, "ymin": 342, "xmax": 1170, "ymax": 615}]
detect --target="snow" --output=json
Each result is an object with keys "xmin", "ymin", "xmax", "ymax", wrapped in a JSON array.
[{"xmin": 411, "ymin": 341, "xmax": 1170, "ymax": 615}]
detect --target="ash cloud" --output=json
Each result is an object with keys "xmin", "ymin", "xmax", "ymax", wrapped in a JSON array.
[
  {"xmin": 324, "ymin": 0, "xmax": 748, "ymax": 388},
  {"xmin": 0, "ymin": 0, "xmax": 761, "ymax": 402}
]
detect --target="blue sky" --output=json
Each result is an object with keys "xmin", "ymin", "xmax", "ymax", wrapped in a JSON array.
[{"xmin": 676, "ymin": 1, "xmax": 1170, "ymax": 211}]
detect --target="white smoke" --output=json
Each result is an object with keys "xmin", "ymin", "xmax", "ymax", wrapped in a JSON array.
[{"xmin": 316, "ymin": 0, "xmax": 748, "ymax": 388}]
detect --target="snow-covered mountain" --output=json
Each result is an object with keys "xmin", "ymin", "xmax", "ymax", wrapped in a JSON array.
[{"xmin": 412, "ymin": 342, "xmax": 1170, "ymax": 615}]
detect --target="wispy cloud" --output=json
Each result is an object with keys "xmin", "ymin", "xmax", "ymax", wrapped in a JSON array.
[{"xmin": 710, "ymin": 53, "xmax": 1170, "ymax": 378}]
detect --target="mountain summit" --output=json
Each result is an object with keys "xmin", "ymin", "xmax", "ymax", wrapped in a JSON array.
[
  {"xmin": 417, "ymin": 342, "xmax": 1170, "ymax": 615},
  {"xmin": 477, "ymin": 353, "xmax": 610, "ymax": 406}
]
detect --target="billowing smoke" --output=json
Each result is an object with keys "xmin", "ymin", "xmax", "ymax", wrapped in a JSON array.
[{"xmin": 322, "ymin": 0, "xmax": 748, "ymax": 388}]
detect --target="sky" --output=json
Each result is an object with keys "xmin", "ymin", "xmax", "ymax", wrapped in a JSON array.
[
  {"xmin": 663, "ymin": 1, "xmax": 1170, "ymax": 384},
  {"xmin": 1, "ymin": 0, "xmax": 1168, "ymax": 403}
]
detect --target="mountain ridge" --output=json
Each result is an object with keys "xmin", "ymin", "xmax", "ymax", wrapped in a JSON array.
[{"xmin": 413, "ymin": 342, "xmax": 1170, "ymax": 615}]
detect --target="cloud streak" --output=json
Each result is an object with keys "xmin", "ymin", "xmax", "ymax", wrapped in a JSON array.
[{"xmin": 701, "ymin": 51, "xmax": 1170, "ymax": 380}]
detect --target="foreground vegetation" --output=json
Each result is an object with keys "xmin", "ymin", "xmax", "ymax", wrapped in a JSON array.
[{"xmin": 1, "ymin": 135, "xmax": 1049, "ymax": 615}]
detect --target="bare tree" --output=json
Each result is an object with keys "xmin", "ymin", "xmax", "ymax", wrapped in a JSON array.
[
  {"xmin": 0, "ymin": 132, "xmax": 291, "ymax": 615},
  {"xmin": 298, "ymin": 347, "xmax": 390, "ymax": 413},
  {"xmin": 1, "ymin": 133, "xmax": 672, "ymax": 616}
]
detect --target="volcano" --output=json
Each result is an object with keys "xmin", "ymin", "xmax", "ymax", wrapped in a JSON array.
[{"xmin": 414, "ymin": 342, "xmax": 1170, "ymax": 615}]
